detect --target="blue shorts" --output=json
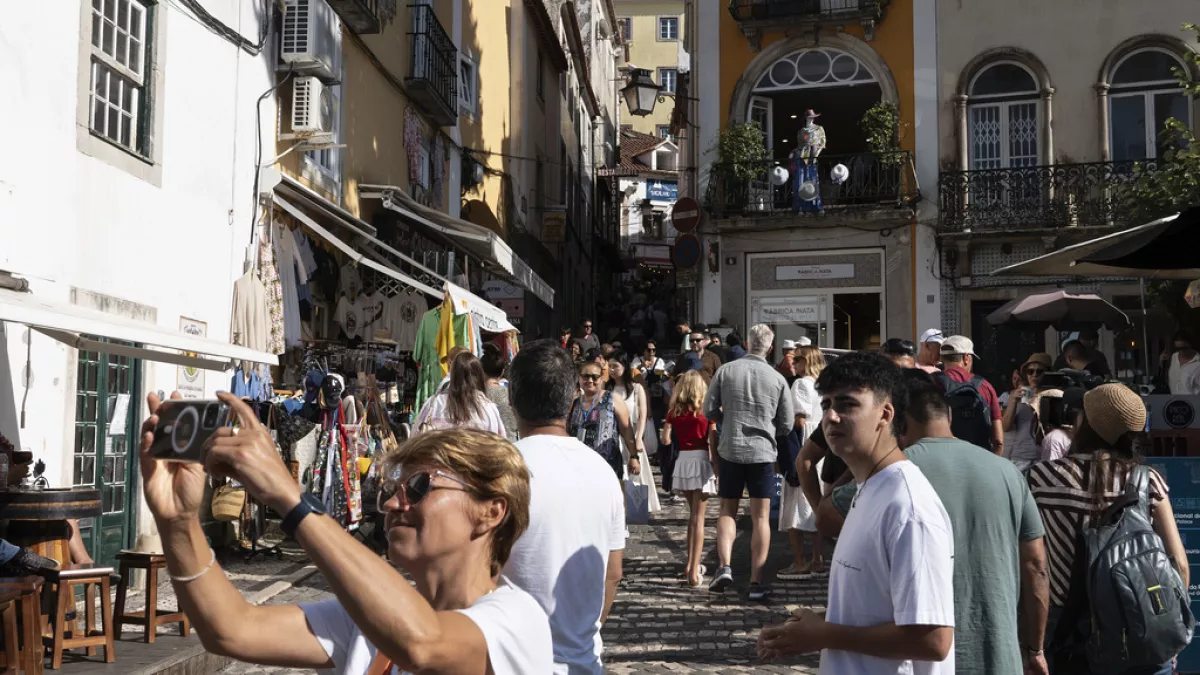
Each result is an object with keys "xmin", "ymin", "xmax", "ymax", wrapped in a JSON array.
[{"xmin": 717, "ymin": 457, "xmax": 775, "ymax": 500}]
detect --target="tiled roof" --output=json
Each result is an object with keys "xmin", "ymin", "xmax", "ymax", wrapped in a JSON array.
[{"xmin": 618, "ymin": 129, "xmax": 669, "ymax": 173}]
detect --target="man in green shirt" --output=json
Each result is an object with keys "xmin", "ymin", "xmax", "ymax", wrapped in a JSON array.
[{"xmin": 817, "ymin": 370, "xmax": 1051, "ymax": 675}]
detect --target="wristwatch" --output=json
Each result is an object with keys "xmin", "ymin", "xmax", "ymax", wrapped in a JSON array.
[
  {"xmin": 282, "ymin": 493, "xmax": 328, "ymax": 538},
  {"xmin": 1025, "ymin": 645, "xmax": 1045, "ymax": 657}
]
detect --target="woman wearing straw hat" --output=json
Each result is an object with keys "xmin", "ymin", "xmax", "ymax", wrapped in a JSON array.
[{"xmin": 1003, "ymin": 353, "xmax": 1052, "ymax": 471}]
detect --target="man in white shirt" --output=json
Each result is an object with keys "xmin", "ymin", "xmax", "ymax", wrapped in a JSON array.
[
  {"xmin": 1168, "ymin": 331, "xmax": 1200, "ymax": 395},
  {"xmin": 502, "ymin": 340, "xmax": 626, "ymax": 675},
  {"xmin": 758, "ymin": 351, "xmax": 955, "ymax": 674}
]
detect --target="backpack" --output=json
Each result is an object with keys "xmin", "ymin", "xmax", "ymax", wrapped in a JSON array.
[
  {"xmin": 1058, "ymin": 465, "xmax": 1194, "ymax": 673},
  {"xmin": 932, "ymin": 373, "xmax": 993, "ymax": 450}
]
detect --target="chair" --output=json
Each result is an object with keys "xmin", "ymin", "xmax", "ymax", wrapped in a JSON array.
[
  {"xmin": 0, "ymin": 576, "xmax": 45, "ymax": 675},
  {"xmin": 0, "ymin": 589, "xmax": 21, "ymax": 675},
  {"xmin": 44, "ymin": 565, "xmax": 115, "ymax": 669},
  {"xmin": 112, "ymin": 553, "xmax": 188, "ymax": 644}
]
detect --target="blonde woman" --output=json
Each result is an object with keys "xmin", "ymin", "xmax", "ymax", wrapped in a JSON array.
[
  {"xmin": 778, "ymin": 345, "xmax": 826, "ymax": 579},
  {"xmin": 660, "ymin": 371, "xmax": 718, "ymax": 587}
]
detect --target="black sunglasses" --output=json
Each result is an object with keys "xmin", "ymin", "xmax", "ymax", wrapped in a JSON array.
[
  {"xmin": 580, "ymin": 373, "xmax": 602, "ymax": 381},
  {"xmin": 377, "ymin": 470, "xmax": 471, "ymax": 511}
]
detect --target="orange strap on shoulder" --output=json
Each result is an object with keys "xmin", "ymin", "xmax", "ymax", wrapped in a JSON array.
[{"xmin": 366, "ymin": 652, "xmax": 393, "ymax": 675}]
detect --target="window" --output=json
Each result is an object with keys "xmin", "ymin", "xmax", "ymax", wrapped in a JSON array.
[
  {"xmin": 658, "ymin": 16, "xmax": 678, "ymax": 41},
  {"xmin": 656, "ymin": 125, "xmax": 674, "ymax": 142},
  {"xmin": 619, "ymin": 17, "xmax": 632, "ymax": 41},
  {"xmin": 966, "ymin": 62, "xmax": 1040, "ymax": 170},
  {"xmin": 1108, "ymin": 49, "xmax": 1191, "ymax": 162},
  {"xmin": 459, "ymin": 54, "xmax": 478, "ymax": 116},
  {"xmin": 658, "ymin": 68, "xmax": 678, "ymax": 94},
  {"xmin": 87, "ymin": 0, "xmax": 151, "ymax": 155},
  {"xmin": 304, "ymin": 85, "xmax": 343, "ymax": 187},
  {"xmin": 536, "ymin": 50, "xmax": 545, "ymax": 101}
]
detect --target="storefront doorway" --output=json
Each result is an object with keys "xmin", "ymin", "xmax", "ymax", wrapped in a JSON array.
[{"xmin": 72, "ymin": 346, "xmax": 140, "ymax": 568}]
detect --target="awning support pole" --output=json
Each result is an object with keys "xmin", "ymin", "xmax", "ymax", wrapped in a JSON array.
[{"xmin": 1140, "ymin": 277, "xmax": 1151, "ymax": 385}]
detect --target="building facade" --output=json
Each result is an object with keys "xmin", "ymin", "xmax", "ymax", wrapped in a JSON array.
[
  {"xmin": 614, "ymin": 0, "xmax": 688, "ymax": 140},
  {"xmin": 934, "ymin": 0, "xmax": 1200, "ymax": 386}
]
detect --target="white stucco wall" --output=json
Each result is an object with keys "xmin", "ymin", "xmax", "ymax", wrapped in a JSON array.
[
  {"xmin": 0, "ymin": 0, "xmax": 273, "ymax": 492},
  {"xmin": 937, "ymin": 1, "xmax": 1198, "ymax": 166}
]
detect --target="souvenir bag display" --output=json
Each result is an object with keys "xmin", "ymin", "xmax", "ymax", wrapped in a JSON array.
[{"xmin": 211, "ymin": 481, "xmax": 247, "ymax": 522}]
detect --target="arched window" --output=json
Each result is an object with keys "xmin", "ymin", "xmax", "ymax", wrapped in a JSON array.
[
  {"xmin": 966, "ymin": 62, "xmax": 1041, "ymax": 170},
  {"xmin": 1108, "ymin": 48, "xmax": 1191, "ymax": 161}
]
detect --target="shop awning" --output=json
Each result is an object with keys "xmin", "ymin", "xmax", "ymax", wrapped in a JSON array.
[
  {"xmin": 0, "ymin": 289, "xmax": 278, "ymax": 370},
  {"xmin": 444, "ymin": 282, "xmax": 517, "ymax": 333},
  {"xmin": 358, "ymin": 184, "xmax": 556, "ymax": 309}
]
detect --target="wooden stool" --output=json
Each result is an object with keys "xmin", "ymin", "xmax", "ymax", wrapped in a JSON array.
[
  {"xmin": 45, "ymin": 566, "xmax": 114, "ymax": 669},
  {"xmin": 112, "ymin": 553, "xmax": 188, "ymax": 644},
  {"xmin": 0, "ymin": 576, "xmax": 45, "ymax": 675},
  {"xmin": 0, "ymin": 590, "xmax": 20, "ymax": 675}
]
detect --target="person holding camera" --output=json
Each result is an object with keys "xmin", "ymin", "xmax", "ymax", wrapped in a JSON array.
[
  {"xmin": 138, "ymin": 392, "xmax": 552, "ymax": 675},
  {"xmin": 1004, "ymin": 353, "xmax": 1052, "ymax": 471},
  {"xmin": 1038, "ymin": 388, "xmax": 1083, "ymax": 463}
]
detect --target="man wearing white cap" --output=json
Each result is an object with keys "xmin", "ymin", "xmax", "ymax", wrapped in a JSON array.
[
  {"xmin": 777, "ymin": 340, "xmax": 797, "ymax": 384},
  {"xmin": 937, "ymin": 336, "xmax": 1004, "ymax": 455},
  {"xmin": 917, "ymin": 329, "xmax": 944, "ymax": 374}
]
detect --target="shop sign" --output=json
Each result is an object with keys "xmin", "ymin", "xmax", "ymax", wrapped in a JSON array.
[
  {"xmin": 755, "ymin": 302, "xmax": 825, "ymax": 324},
  {"xmin": 542, "ymin": 209, "xmax": 566, "ymax": 243},
  {"xmin": 677, "ymin": 269, "xmax": 698, "ymax": 288},
  {"xmin": 647, "ymin": 180, "xmax": 678, "ymax": 202},
  {"xmin": 176, "ymin": 317, "xmax": 207, "ymax": 399},
  {"xmin": 775, "ymin": 264, "xmax": 855, "ymax": 282},
  {"xmin": 483, "ymin": 280, "xmax": 524, "ymax": 300}
]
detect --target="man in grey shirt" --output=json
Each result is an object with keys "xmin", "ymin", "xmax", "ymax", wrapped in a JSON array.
[{"xmin": 703, "ymin": 323, "xmax": 793, "ymax": 600}]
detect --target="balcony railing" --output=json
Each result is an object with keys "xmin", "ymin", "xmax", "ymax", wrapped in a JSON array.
[
  {"xmin": 406, "ymin": 4, "xmax": 457, "ymax": 127},
  {"xmin": 728, "ymin": 0, "xmax": 884, "ymax": 24},
  {"xmin": 704, "ymin": 151, "xmax": 918, "ymax": 219},
  {"xmin": 937, "ymin": 160, "xmax": 1159, "ymax": 233},
  {"xmin": 327, "ymin": 0, "xmax": 396, "ymax": 34}
]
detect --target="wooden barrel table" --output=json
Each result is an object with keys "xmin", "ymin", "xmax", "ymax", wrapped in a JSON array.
[{"xmin": 0, "ymin": 489, "xmax": 102, "ymax": 567}]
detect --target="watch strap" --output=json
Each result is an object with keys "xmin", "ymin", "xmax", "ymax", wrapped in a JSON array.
[{"xmin": 282, "ymin": 494, "xmax": 323, "ymax": 537}]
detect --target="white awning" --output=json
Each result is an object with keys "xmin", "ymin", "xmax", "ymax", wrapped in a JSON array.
[
  {"xmin": 444, "ymin": 282, "xmax": 518, "ymax": 333},
  {"xmin": 359, "ymin": 184, "xmax": 556, "ymax": 309},
  {"xmin": 0, "ymin": 289, "xmax": 278, "ymax": 370}
]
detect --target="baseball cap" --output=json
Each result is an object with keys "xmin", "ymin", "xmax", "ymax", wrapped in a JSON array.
[
  {"xmin": 781, "ymin": 340, "xmax": 797, "ymax": 350},
  {"xmin": 919, "ymin": 328, "xmax": 945, "ymax": 344},
  {"xmin": 940, "ymin": 335, "xmax": 978, "ymax": 358}
]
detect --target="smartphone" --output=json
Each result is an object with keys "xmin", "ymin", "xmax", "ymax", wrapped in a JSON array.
[{"xmin": 149, "ymin": 400, "xmax": 231, "ymax": 463}]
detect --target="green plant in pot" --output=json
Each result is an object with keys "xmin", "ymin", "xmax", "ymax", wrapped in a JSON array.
[
  {"xmin": 710, "ymin": 121, "xmax": 769, "ymax": 213},
  {"xmin": 860, "ymin": 101, "xmax": 904, "ymax": 165}
]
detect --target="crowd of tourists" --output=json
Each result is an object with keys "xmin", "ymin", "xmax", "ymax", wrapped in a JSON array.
[{"xmin": 129, "ymin": 315, "xmax": 1192, "ymax": 675}]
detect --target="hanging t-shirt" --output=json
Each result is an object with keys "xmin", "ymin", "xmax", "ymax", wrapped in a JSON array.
[
  {"xmin": 339, "ymin": 263, "xmax": 363, "ymax": 303},
  {"xmin": 387, "ymin": 294, "xmax": 422, "ymax": 352},
  {"xmin": 300, "ymin": 579, "xmax": 552, "ymax": 675},
  {"xmin": 334, "ymin": 296, "xmax": 360, "ymax": 340},
  {"xmin": 357, "ymin": 293, "xmax": 388, "ymax": 341}
]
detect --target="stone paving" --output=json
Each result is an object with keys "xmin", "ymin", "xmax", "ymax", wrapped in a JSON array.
[{"xmin": 217, "ymin": 469, "xmax": 826, "ymax": 674}]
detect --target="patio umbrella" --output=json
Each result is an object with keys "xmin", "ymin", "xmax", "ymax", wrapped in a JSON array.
[
  {"xmin": 1079, "ymin": 205, "xmax": 1200, "ymax": 272},
  {"xmin": 986, "ymin": 290, "xmax": 1131, "ymax": 331}
]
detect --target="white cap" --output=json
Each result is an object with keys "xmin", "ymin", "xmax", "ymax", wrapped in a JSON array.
[
  {"xmin": 920, "ymin": 328, "xmax": 945, "ymax": 344},
  {"xmin": 796, "ymin": 336, "xmax": 812, "ymax": 347},
  {"xmin": 781, "ymin": 340, "xmax": 797, "ymax": 350},
  {"xmin": 941, "ymin": 335, "xmax": 978, "ymax": 358}
]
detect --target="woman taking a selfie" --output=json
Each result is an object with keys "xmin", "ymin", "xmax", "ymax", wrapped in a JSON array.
[{"xmin": 139, "ymin": 392, "xmax": 551, "ymax": 674}]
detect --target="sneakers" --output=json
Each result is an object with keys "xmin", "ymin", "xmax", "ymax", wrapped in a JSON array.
[
  {"xmin": 708, "ymin": 565, "xmax": 733, "ymax": 593},
  {"xmin": 0, "ymin": 547, "xmax": 59, "ymax": 578},
  {"xmin": 748, "ymin": 582, "xmax": 771, "ymax": 601},
  {"xmin": 776, "ymin": 563, "xmax": 814, "ymax": 580}
]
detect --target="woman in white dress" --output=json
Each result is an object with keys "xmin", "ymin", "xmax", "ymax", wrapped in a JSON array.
[
  {"xmin": 608, "ymin": 359, "xmax": 661, "ymax": 513},
  {"xmin": 777, "ymin": 345, "xmax": 826, "ymax": 579}
]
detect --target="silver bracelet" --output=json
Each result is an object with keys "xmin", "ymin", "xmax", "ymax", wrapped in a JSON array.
[{"xmin": 170, "ymin": 549, "xmax": 217, "ymax": 583}]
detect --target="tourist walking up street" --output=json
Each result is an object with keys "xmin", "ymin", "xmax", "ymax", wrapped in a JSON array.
[
  {"xmin": 660, "ymin": 371, "xmax": 718, "ymax": 587},
  {"xmin": 610, "ymin": 358, "xmax": 660, "ymax": 513},
  {"xmin": 936, "ymin": 335, "xmax": 1005, "ymax": 455},
  {"xmin": 777, "ymin": 345, "xmax": 826, "ymax": 580},
  {"xmin": 139, "ymin": 394, "xmax": 552, "ymax": 674},
  {"xmin": 703, "ymin": 323, "xmax": 794, "ymax": 600},
  {"xmin": 481, "ymin": 343, "xmax": 518, "ymax": 442},
  {"xmin": 575, "ymin": 319, "xmax": 601, "ymax": 353},
  {"xmin": 503, "ymin": 341, "xmax": 627, "ymax": 674},
  {"xmin": 916, "ymin": 329, "xmax": 944, "ymax": 374},
  {"xmin": 815, "ymin": 369, "xmax": 1050, "ymax": 675},
  {"xmin": 412, "ymin": 350, "xmax": 507, "ymax": 436},
  {"xmin": 758, "ymin": 352, "xmax": 955, "ymax": 673},
  {"xmin": 674, "ymin": 328, "xmax": 722, "ymax": 384},
  {"xmin": 570, "ymin": 361, "xmax": 641, "ymax": 481}
]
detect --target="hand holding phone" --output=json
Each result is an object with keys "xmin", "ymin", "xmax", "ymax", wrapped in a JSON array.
[{"xmin": 148, "ymin": 400, "xmax": 231, "ymax": 463}]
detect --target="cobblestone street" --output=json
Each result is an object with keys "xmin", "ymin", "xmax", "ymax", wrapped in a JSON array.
[{"xmin": 218, "ymin": 470, "xmax": 825, "ymax": 674}]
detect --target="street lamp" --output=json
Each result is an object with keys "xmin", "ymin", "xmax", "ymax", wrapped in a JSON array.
[{"xmin": 621, "ymin": 68, "xmax": 662, "ymax": 117}]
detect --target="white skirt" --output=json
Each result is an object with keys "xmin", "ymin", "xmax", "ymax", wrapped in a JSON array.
[
  {"xmin": 778, "ymin": 457, "xmax": 823, "ymax": 532},
  {"xmin": 672, "ymin": 449, "xmax": 717, "ymax": 495}
]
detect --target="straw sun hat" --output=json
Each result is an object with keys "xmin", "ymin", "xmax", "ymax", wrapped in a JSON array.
[{"xmin": 1082, "ymin": 383, "xmax": 1147, "ymax": 445}]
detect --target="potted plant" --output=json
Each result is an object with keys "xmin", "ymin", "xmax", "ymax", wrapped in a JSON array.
[
  {"xmin": 859, "ymin": 101, "xmax": 907, "ymax": 200},
  {"xmin": 709, "ymin": 121, "xmax": 769, "ymax": 214}
]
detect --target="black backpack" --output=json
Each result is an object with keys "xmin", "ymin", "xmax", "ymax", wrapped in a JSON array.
[
  {"xmin": 932, "ymin": 372, "xmax": 993, "ymax": 450},
  {"xmin": 1056, "ymin": 465, "xmax": 1194, "ymax": 673}
]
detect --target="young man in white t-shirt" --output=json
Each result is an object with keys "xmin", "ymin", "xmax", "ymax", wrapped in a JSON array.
[
  {"xmin": 502, "ymin": 341, "xmax": 626, "ymax": 675},
  {"xmin": 758, "ymin": 351, "xmax": 955, "ymax": 675}
]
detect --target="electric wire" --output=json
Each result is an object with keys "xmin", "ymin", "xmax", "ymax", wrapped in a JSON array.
[
  {"xmin": 172, "ymin": 0, "xmax": 269, "ymax": 56},
  {"xmin": 250, "ymin": 68, "xmax": 295, "ymax": 244}
]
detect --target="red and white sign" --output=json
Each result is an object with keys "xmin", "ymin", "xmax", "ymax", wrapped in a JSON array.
[{"xmin": 671, "ymin": 197, "xmax": 701, "ymax": 233}]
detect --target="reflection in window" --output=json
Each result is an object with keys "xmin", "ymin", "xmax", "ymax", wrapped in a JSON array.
[{"xmin": 1108, "ymin": 48, "xmax": 1190, "ymax": 162}]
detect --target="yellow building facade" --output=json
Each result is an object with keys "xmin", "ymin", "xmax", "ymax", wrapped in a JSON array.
[{"xmin": 614, "ymin": 0, "xmax": 686, "ymax": 138}]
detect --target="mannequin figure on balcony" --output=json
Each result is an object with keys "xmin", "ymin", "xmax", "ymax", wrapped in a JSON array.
[{"xmin": 790, "ymin": 109, "xmax": 826, "ymax": 214}]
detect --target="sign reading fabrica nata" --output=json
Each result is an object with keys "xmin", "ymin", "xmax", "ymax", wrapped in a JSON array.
[
  {"xmin": 775, "ymin": 264, "xmax": 855, "ymax": 282},
  {"xmin": 755, "ymin": 302, "xmax": 825, "ymax": 324}
]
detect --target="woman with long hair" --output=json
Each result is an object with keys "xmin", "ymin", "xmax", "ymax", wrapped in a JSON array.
[
  {"xmin": 413, "ymin": 351, "xmax": 506, "ymax": 436},
  {"xmin": 608, "ymin": 358, "xmax": 660, "ymax": 513},
  {"xmin": 138, "ymin": 394, "xmax": 551, "ymax": 674},
  {"xmin": 481, "ymin": 344, "xmax": 518, "ymax": 442},
  {"xmin": 660, "ymin": 371, "xmax": 717, "ymax": 587},
  {"xmin": 778, "ymin": 345, "xmax": 826, "ymax": 579},
  {"xmin": 569, "ymin": 361, "xmax": 640, "ymax": 481},
  {"xmin": 1028, "ymin": 384, "xmax": 1189, "ymax": 673}
]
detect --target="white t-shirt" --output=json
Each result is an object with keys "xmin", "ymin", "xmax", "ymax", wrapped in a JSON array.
[
  {"xmin": 300, "ymin": 579, "xmax": 552, "ymax": 675},
  {"xmin": 821, "ymin": 461, "xmax": 955, "ymax": 675},
  {"xmin": 387, "ymin": 295, "xmax": 423, "ymax": 352},
  {"xmin": 790, "ymin": 376, "xmax": 820, "ymax": 441},
  {"xmin": 412, "ymin": 392, "xmax": 506, "ymax": 437},
  {"xmin": 502, "ymin": 434, "xmax": 627, "ymax": 675},
  {"xmin": 357, "ymin": 293, "xmax": 388, "ymax": 341},
  {"xmin": 339, "ymin": 262, "xmax": 363, "ymax": 303},
  {"xmin": 1041, "ymin": 427, "xmax": 1072, "ymax": 462},
  {"xmin": 1169, "ymin": 353, "xmax": 1200, "ymax": 395},
  {"xmin": 335, "ymin": 296, "xmax": 360, "ymax": 339}
]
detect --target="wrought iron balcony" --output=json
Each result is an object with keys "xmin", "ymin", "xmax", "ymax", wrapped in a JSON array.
[
  {"xmin": 327, "ymin": 0, "xmax": 396, "ymax": 34},
  {"xmin": 937, "ymin": 160, "xmax": 1159, "ymax": 233},
  {"xmin": 704, "ymin": 151, "xmax": 918, "ymax": 219},
  {"xmin": 406, "ymin": 4, "xmax": 458, "ymax": 127},
  {"xmin": 728, "ymin": 0, "xmax": 887, "ymax": 26}
]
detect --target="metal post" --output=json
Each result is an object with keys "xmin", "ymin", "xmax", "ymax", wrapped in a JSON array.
[{"xmin": 1140, "ymin": 277, "xmax": 1151, "ymax": 384}]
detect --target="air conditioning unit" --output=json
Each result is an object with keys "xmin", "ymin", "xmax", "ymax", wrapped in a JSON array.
[
  {"xmin": 280, "ymin": 0, "xmax": 341, "ymax": 82},
  {"xmin": 290, "ymin": 76, "xmax": 336, "ymax": 142}
]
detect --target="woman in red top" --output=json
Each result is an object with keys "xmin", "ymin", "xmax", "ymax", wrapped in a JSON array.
[{"xmin": 660, "ymin": 371, "xmax": 717, "ymax": 587}]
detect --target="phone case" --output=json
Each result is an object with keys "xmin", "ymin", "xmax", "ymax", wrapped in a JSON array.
[{"xmin": 149, "ymin": 400, "xmax": 231, "ymax": 463}]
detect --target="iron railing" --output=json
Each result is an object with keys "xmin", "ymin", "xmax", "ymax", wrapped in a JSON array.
[
  {"xmin": 704, "ymin": 151, "xmax": 918, "ymax": 218},
  {"xmin": 406, "ymin": 4, "xmax": 458, "ymax": 127},
  {"xmin": 327, "ymin": 0, "xmax": 396, "ymax": 34},
  {"xmin": 728, "ymin": 0, "xmax": 884, "ymax": 23},
  {"xmin": 937, "ymin": 160, "xmax": 1159, "ymax": 232}
]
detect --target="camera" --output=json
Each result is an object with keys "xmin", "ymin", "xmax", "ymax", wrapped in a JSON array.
[
  {"xmin": 1038, "ymin": 368, "xmax": 1105, "ymax": 392},
  {"xmin": 149, "ymin": 400, "xmax": 231, "ymax": 463}
]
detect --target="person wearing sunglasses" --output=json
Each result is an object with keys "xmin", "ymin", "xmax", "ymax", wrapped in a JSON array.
[
  {"xmin": 570, "ymin": 362, "xmax": 641, "ymax": 481},
  {"xmin": 880, "ymin": 338, "xmax": 917, "ymax": 369},
  {"xmin": 136, "ymin": 393, "xmax": 551, "ymax": 675},
  {"xmin": 1004, "ymin": 353, "xmax": 1053, "ymax": 472}
]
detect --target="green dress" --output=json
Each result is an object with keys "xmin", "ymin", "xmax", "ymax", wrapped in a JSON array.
[{"xmin": 412, "ymin": 308, "xmax": 471, "ymax": 413}]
